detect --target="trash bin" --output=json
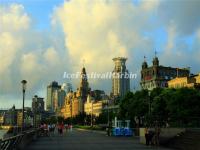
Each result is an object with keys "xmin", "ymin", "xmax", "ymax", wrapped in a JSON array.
[
  {"xmin": 120, "ymin": 128, "xmax": 124, "ymax": 136},
  {"xmin": 124, "ymin": 128, "xmax": 133, "ymax": 136},
  {"xmin": 112, "ymin": 127, "xmax": 121, "ymax": 136}
]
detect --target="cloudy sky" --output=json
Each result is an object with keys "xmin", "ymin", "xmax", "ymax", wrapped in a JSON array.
[{"xmin": 0, "ymin": 0, "xmax": 200, "ymax": 108}]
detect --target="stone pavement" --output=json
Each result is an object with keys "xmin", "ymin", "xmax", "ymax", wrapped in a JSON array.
[{"xmin": 25, "ymin": 129, "xmax": 174, "ymax": 150}]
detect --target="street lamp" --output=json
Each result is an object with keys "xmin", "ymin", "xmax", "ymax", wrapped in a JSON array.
[
  {"xmin": 21, "ymin": 80, "xmax": 27, "ymax": 132},
  {"xmin": 107, "ymin": 100, "xmax": 110, "ymax": 127},
  {"xmin": 148, "ymin": 91, "xmax": 151, "ymax": 116},
  {"xmin": 91, "ymin": 101, "xmax": 94, "ymax": 127}
]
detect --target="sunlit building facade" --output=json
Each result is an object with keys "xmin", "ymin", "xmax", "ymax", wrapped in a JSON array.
[
  {"xmin": 168, "ymin": 73, "xmax": 200, "ymax": 89},
  {"xmin": 140, "ymin": 55, "xmax": 190, "ymax": 90},
  {"xmin": 112, "ymin": 57, "xmax": 130, "ymax": 98}
]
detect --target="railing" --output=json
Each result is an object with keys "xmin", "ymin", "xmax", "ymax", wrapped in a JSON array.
[{"xmin": 0, "ymin": 129, "xmax": 40, "ymax": 150}]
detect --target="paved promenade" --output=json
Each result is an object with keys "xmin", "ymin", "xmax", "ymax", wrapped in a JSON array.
[{"xmin": 26, "ymin": 129, "xmax": 173, "ymax": 150}]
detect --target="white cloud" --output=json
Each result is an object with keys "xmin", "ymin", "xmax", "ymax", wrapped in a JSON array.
[
  {"xmin": 0, "ymin": 32, "xmax": 22, "ymax": 74},
  {"xmin": 52, "ymin": 0, "xmax": 159, "ymax": 90},
  {"xmin": 0, "ymin": 4, "xmax": 30, "ymax": 32},
  {"xmin": 43, "ymin": 47, "xmax": 60, "ymax": 66}
]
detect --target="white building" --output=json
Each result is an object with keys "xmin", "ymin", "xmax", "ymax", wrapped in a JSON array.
[{"xmin": 112, "ymin": 57, "xmax": 130, "ymax": 98}]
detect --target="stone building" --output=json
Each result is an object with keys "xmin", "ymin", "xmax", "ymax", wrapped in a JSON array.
[
  {"xmin": 61, "ymin": 92, "xmax": 73, "ymax": 119},
  {"xmin": 168, "ymin": 73, "xmax": 200, "ymax": 89},
  {"xmin": 61, "ymin": 67, "xmax": 90, "ymax": 118},
  {"xmin": 84, "ymin": 95, "xmax": 104, "ymax": 117},
  {"xmin": 112, "ymin": 57, "xmax": 130, "ymax": 98},
  {"xmin": 140, "ymin": 55, "xmax": 190, "ymax": 90}
]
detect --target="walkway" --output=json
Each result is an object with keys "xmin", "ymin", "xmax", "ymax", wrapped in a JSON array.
[{"xmin": 26, "ymin": 129, "xmax": 173, "ymax": 150}]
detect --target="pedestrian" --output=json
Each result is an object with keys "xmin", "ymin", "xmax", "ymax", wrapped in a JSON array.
[
  {"xmin": 145, "ymin": 127, "xmax": 149, "ymax": 145},
  {"xmin": 57, "ymin": 123, "xmax": 61, "ymax": 135},
  {"xmin": 61, "ymin": 122, "xmax": 64, "ymax": 136},
  {"xmin": 70, "ymin": 124, "xmax": 73, "ymax": 132},
  {"xmin": 155, "ymin": 126, "xmax": 161, "ymax": 146},
  {"xmin": 148, "ymin": 128, "xmax": 155, "ymax": 145}
]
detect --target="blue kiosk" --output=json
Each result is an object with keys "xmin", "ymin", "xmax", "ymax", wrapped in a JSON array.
[{"xmin": 112, "ymin": 117, "xmax": 133, "ymax": 136}]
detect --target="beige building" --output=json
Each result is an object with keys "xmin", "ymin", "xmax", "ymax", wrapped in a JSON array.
[
  {"xmin": 61, "ymin": 67, "xmax": 91, "ymax": 118},
  {"xmin": 168, "ymin": 74, "xmax": 200, "ymax": 89},
  {"xmin": 61, "ymin": 91, "xmax": 84, "ymax": 119},
  {"xmin": 195, "ymin": 73, "xmax": 200, "ymax": 83},
  {"xmin": 84, "ymin": 95, "xmax": 104, "ymax": 117}
]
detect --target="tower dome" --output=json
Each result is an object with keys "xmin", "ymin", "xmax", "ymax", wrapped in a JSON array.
[
  {"xmin": 142, "ymin": 56, "xmax": 148, "ymax": 69},
  {"xmin": 153, "ymin": 57, "xmax": 159, "ymax": 66}
]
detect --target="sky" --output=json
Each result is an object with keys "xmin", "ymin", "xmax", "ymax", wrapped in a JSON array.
[{"xmin": 0, "ymin": 0, "xmax": 200, "ymax": 109}]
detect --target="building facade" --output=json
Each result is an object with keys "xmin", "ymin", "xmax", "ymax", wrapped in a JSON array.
[
  {"xmin": 32, "ymin": 95, "xmax": 44, "ymax": 127},
  {"xmin": 140, "ymin": 56, "xmax": 190, "ymax": 90},
  {"xmin": 61, "ymin": 91, "xmax": 84, "ymax": 118},
  {"xmin": 46, "ymin": 81, "xmax": 61, "ymax": 112},
  {"xmin": 168, "ymin": 74, "xmax": 200, "ymax": 89},
  {"xmin": 61, "ymin": 67, "xmax": 93, "ymax": 118},
  {"xmin": 32, "ymin": 95, "xmax": 44, "ymax": 113},
  {"xmin": 195, "ymin": 73, "xmax": 200, "ymax": 83},
  {"xmin": 84, "ymin": 95, "xmax": 104, "ymax": 117},
  {"xmin": 58, "ymin": 89, "xmax": 66, "ymax": 108},
  {"xmin": 112, "ymin": 57, "xmax": 130, "ymax": 98}
]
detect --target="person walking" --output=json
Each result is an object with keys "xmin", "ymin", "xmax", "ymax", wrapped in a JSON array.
[
  {"xmin": 145, "ymin": 127, "xmax": 149, "ymax": 145},
  {"xmin": 61, "ymin": 122, "xmax": 64, "ymax": 136},
  {"xmin": 155, "ymin": 126, "xmax": 161, "ymax": 146}
]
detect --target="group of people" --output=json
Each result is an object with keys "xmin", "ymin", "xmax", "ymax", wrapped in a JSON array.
[
  {"xmin": 39, "ymin": 123, "xmax": 73, "ymax": 136},
  {"xmin": 145, "ymin": 126, "xmax": 160, "ymax": 146}
]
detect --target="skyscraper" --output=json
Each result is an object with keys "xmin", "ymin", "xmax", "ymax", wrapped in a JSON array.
[
  {"xmin": 112, "ymin": 57, "xmax": 130, "ymax": 98},
  {"xmin": 46, "ymin": 81, "xmax": 61, "ymax": 112}
]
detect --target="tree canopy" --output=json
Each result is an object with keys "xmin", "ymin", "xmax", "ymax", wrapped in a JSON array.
[{"xmin": 119, "ymin": 88, "xmax": 200, "ymax": 127}]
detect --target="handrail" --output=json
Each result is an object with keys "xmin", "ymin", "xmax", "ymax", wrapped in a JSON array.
[{"xmin": 0, "ymin": 129, "xmax": 40, "ymax": 150}]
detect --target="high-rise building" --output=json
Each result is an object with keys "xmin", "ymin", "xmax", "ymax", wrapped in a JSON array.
[
  {"xmin": 46, "ymin": 81, "xmax": 61, "ymax": 112},
  {"xmin": 140, "ymin": 55, "xmax": 190, "ymax": 90},
  {"xmin": 32, "ymin": 95, "xmax": 44, "ymax": 127},
  {"xmin": 112, "ymin": 57, "xmax": 130, "ymax": 98},
  {"xmin": 58, "ymin": 89, "xmax": 66, "ymax": 108},
  {"xmin": 32, "ymin": 95, "xmax": 44, "ymax": 113}
]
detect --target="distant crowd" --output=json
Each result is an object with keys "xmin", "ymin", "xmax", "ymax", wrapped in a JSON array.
[{"xmin": 39, "ymin": 123, "xmax": 73, "ymax": 136}]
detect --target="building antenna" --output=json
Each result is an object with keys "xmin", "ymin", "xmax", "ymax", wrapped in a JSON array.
[{"xmin": 144, "ymin": 55, "xmax": 146, "ymax": 62}]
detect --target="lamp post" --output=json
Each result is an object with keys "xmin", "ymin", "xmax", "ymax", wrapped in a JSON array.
[
  {"xmin": 91, "ymin": 101, "xmax": 93, "ymax": 127},
  {"xmin": 107, "ymin": 100, "xmax": 110, "ymax": 127},
  {"xmin": 148, "ymin": 91, "xmax": 151, "ymax": 116},
  {"xmin": 21, "ymin": 80, "xmax": 27, "ymax": 132}
]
